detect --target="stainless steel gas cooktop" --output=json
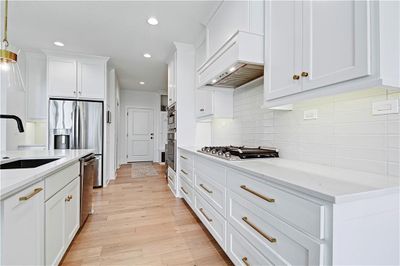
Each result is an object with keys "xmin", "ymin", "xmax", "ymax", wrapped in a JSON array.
[{"xmin": 198, "ymin": 146, "xmax": 279, "ymax": 161}]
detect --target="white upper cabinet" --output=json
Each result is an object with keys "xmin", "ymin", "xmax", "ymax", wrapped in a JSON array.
[
  {"xmin": 1, "ymin": 181, "xmax": 45, "ymax": 266},
  {"xmin": 78, "ymin": 59, "xmax": 106, "ymax": 99},
  {"xmin": 301, "ymin": 1, "xmax": 370, "ymax": 91},
  {"xmin": 167, "ymin": 52, "xmax": 177, "ymax": 106},
  {"xmin": 47, "ymin": 53, "xmax": 108, "ymax": 100},
  {"xmin": 25, "ymin": 52, "xmax": 47, "ymax": 120},
  {"xmin": 264, "ymin": 1, "xmax": 303, "ymax": 100},
  {"xmin": 48, "ymin": 56, "xmax": 78, "ymax": 98},
  {"xmin": 207, "ymin": 0, "xmax": 264, "ymax": 58},
  {"xmin": 195, "ymin": 89, "xmax": 233, "ymax": 120}
]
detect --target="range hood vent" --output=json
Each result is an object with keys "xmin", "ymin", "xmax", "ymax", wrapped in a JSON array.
[{"xmin": 197, "ymin": 31, "xmax": 264, "ymax": 89}]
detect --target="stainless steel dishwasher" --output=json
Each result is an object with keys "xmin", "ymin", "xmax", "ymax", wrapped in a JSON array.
[{"xmin": 80, "ymin": 154, "xmax": 97, "ymax": 226}]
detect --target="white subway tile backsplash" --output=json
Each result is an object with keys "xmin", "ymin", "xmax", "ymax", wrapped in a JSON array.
[{"xmin": 211, "ymin": 85, "xmax": 399, "ymax": 177}]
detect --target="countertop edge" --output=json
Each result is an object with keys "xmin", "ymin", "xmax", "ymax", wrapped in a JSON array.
[
  {"xmin": 0, "ymin": 150, "xmax": 93, "ymax": 200},
  {"xmin": 178, "ymin": 146, "xmax": 400, "ymax": 204}
]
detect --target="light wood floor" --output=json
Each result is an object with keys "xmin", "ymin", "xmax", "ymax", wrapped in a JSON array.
[{"xmin": 61, "ymin": 163, "xmax": 232, "ymax": 266}]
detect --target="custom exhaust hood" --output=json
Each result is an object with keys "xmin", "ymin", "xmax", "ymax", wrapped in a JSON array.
[{"xmin": 197, "ymin": 31, "xmax": 264, "ymax": 89}]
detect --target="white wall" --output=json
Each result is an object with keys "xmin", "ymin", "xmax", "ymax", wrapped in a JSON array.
[
  {"xmin": 212, "ymin": 84, "xmax": 400, "ymax": 177},
  {"xmin": 119, "ymin": 89, "xmax": 161, "ymax": 164}
]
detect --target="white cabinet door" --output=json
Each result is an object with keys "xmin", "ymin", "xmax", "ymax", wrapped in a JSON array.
[
  {"xmin": 78, "ymin": 60, "xmax": 105, "ymax": 99},
  {"xmin": 64, "ymin": 177, "xmax": 80, "ymax": 247},
  {"xmin": 167, "ymin": 52, "xmax": 177, "ymax": 106},
  {"xmin": 48, "ymin": 56, "xmax": 77, "ymax": 98},
  {"xmin": 302, "ymin": 0, "xmax": 370, "ymax": 91},
  {"xmin": 45, "ymin": 185, "xmax": 66, "ymax": 266},
  {"xmin": 195, "ymin": 90, "xmax": 213, "ymax": 118},
  {"xmin": 264, "ymin": 1, "xmax": 303, "ymax": 100},
  {"xmin": 1, "ymin": 181, "xmax": 45, "ymax": 266},
  {"xmin": 25, "ymin": 52, "xmax": 47, "ymax": 120}
]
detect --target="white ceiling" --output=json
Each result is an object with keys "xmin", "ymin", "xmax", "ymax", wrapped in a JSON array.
[{"xmin": 8, "ymin": 1, "xmax": 220, "ymax": 91}]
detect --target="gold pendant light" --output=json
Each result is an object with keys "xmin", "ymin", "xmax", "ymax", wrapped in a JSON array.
[{"xmin": 0, "ymin": 0, "xmax": 24, "ymax": 91}]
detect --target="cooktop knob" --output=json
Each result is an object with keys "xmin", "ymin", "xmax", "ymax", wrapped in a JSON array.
[
  {"xmin": 211, "ymin": 149, "xmax": 217, "ymax": 154},
  {"xmin": 225, "ymin": 152, "xmax": 231, "ymax": 158},
  {"xmin": 205, "ymin": 147, "xmax": 211, "ymax": 152},
  {"xmin": 217, "ymin": 150, "xmax": 224, "ymax": 156}
]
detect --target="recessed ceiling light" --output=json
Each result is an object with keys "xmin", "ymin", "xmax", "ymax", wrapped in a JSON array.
[
  {"xmin": 147, "ymin": 17, "xmax": 158, "ymax": 26},
  {"xmin": 143, "ymin": 53, "xmax": 151, "ymax": 58},
  {"xmin": 139, "ymin": 81, "xmax": 145, "ymax": 85},
  {"xmin": 53, "ymin": 41, "xmax": 64, "ymax": 47}
]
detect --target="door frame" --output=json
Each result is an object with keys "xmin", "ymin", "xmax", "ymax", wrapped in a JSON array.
[{"xmin": 125, "ymin": 106, "xmax": 155, "ymax": 162}]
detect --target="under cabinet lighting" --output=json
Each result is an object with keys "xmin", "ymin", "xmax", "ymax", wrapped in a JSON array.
[
  {"xmin": 211, "ymin": 79, "xmax": 217, "ymax": 84},
  {"xmin": 53, "ymin": 41, "xmax": 64, "ymax": 47},
  {"xmin": 229, "ymin": 66, "xmax": 236, "ymax": 72},
  {"xmin": 147, "ymin": 17, "xmax": 159, "ymax": 25}
]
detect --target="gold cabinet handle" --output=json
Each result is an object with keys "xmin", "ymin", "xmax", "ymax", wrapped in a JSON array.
[
  {"xmin": 240, "ymin": 185, "xmax": 275, "ymax": 203},
  {"xmin": 181, "ymin": 169, "xmax": 188, "ymax": 175},
  {"xmin": 199, "ymin": 184, "xmax": 212, "ymax": 194},
  {"xmin": 180, "ymin": 155, "xmax": 188, "ymax": 160},
  {"xmin": 199, "ymin": 208, "xmax": 212, "ymax": 222},
  {"xmin": 292, "ymin": 74, "xmax": 300, "ymax": 80},
  {"xmin": 242, "ymin": 217, "xmax": 276, "ymax": 243},
  {"xmin": 181, "ymin": 186, "xmax": 188, "ymax": 195},
  {"xmin": 65, "ymin": 195, "xmax": 73, "ymax": 202},
  {"xmin": 19, "ymin": 188, "xmax": 43, "ymax": 201},
  {"xmin": 242, "ymin": 257, "xmax": 250, "ymax": 266},
  {"xmin": 301, "ymin": 71, "xmax": 309, "ymax": 77}
]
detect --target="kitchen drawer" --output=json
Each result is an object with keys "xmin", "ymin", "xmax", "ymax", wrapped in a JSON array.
[
  {"xmin": 179, "ymin": 149, "xmax": 194, "ymax": 165},
  {"xmin": 228, "ymin": 191, "xmax": 324, "ymax": 265},
  {"xmin": 227, "ymin": 168, "xmax": 325, "ymax": 239},
  {"xmin": 45, "ymin": 162, "xmax": 80, "ymax": 200},
  {"xmin": 194, "ymin": 192, "xmax": 226, "ymax": 250},
  {"xmin": 195, "ymin": 156, "xmax": 226, "ymax": 186},
  {"xmin": 167, "ymin": 168, "xmax": 176, "ymax": 193},
  {"xmin": 195, "ymin": 170, "xmax": 226, "ymax": 217},
  {"xmin": 227, "ymin": 224, "xmax": 284, "ymax": 266},
  {"xmin": 179, "ymin": 159, "xmax": 194, "ymax": 185},
  {"xmin": 179, "ymin": 177, "xmax": 194, "ymax": 207}
]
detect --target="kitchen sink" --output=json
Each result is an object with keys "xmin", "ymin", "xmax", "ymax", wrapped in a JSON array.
[{"xmin": 0, "ymin": 158, "xmax": 60, "ymax": 169}]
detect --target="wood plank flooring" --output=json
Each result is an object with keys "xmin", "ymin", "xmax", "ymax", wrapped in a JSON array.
[{"xmin": 61, "ymin": 163, "xmax": 232, "ymax": 266}]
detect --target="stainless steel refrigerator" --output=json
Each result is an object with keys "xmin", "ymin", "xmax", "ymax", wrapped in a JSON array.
[{"xmin": 48, "ymin": 99, "xmax": 103, "ymax": 187}]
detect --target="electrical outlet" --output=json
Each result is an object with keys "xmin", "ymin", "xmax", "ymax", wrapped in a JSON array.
[
  {"xmin": 372, "ymin": 99, "xmax": 399, "ymax": 115},
  {"xmin": 304, "ymin": 109, "xmax": 318, "ymax": 120}
]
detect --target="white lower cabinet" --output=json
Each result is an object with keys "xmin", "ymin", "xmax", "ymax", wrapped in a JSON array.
[
  {"xmin": 45, "ymin": 177, "xmax": 80, "ymax": 266},
  {"xmin": 1, "ymin": 181, "xmax": 45, "ymax": 265}
]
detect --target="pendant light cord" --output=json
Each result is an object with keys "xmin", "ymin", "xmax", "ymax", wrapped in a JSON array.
[{"xmin": 2, "ymin": 0, "xmax": 9, "ymax": 47}]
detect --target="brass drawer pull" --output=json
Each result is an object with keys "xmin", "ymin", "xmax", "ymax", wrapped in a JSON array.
[
  {"xmin": 292, "ymin": 74, "xmax": 300, "ymax": 80},
  {"xmin": 240, "ymin": 185, "xmax": 275, "ymax": 203},
  {"xmin": 65, "ymin": 195, "xmax": 73, "ymax": 202},
  {"xmin": 181, "ymin": 186, "xmax": 188, "ymax": 195},
  {"xmin": 301, "ymin": 71, "xmax": 309, "ymax": 77},
  {"xmin": 242, "ymin": 257, "xmax": 250, "ymax": 266},
  {"xmin": 180, "ymin": 155, "xmax": 188, "ymax": 160},
  {"xmin": 200, "ymin": 184, "xmax": 212, "ymax": 194},
  {"xmin": 181, "ymin": 169, "xmax": 188, "ymax": 175},
  {"xmin": 19, "ymin": 188, "xmax": 43, "ymax": 201},
  {"xmin": 242, "ymin": 217, "xmax": 276, "ymax": 243},
  {"xmin": 199, "ymin": 208, "xmax": 212, "ymax": 222}
]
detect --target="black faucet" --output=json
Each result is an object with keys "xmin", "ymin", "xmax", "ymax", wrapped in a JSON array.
[{"xmin": 0, "ymin": 114, "xmax": 24, "ymax": 132}]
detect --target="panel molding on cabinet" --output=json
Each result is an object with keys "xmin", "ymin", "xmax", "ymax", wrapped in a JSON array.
[
  {"xmin": 77, "ymin": 59, "xmax": 106, "ymax": 99},
  {"xmin": 47, "ymin": 56, "xmax": 77, "ymax": 98}
]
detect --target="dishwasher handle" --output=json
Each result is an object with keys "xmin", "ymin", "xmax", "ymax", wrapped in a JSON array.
[{"xmin": 83, "ymin": 157, "xmax": 97, "ymax": 166}]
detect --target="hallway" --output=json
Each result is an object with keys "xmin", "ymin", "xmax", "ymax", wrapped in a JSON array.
[{"xmin": 61, "ymin": 163, "xmax": 232, "ymax": 265}]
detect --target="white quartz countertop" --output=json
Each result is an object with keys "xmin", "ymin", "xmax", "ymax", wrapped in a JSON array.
[
  {"xmin": 0, "ymin": 149, "xmax": 94, "ymax": 200},
  {"xmin": 179, "ymin": 146, "xmax": 400, "ymax": 203}
]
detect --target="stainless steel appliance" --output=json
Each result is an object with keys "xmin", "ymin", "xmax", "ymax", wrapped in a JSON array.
[
  {"xmin": 79, "ymin": 153, "xmax": 97, "ymax": 226},
  {"xmin": 166, "ymin": 105, "xmax": 176, "ymax": 172},
  {"xmin": 48, "ymin": 99, "xmax": 104, "ymax": 187},
  {"xmin": 198, "ymin": 146, "xmax": 279, "ymax": 161}
]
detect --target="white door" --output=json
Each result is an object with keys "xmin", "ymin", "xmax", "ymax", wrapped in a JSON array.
[
  {"xmin": 264, "ymin": 0, "xmax": 303, "ymax": 100},
  {"xmin": 127, "ymin": 108, "xmax": 154, "ymax": 162},
  {"xmin": 301, "ymin": 0, "xmax": 370, "ymax": 91},
  {"xmin": 47, "ymin": 56, "xmax": 77, "ymax": 98},
  {"xmin": 78, "ymin": 60, "xmax": 105, "ymax": 99},
  {"xmin": 64, "ymin": 177, "xmax": 80, "ymax": 247},
  {"xmin": 1, "ymin": 181, "xmax": 44, "ymax": 266}
]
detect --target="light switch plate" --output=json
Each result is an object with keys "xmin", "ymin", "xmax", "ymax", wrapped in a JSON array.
[
  {"xmin": 372, "ymin": 99, "xmax": 399, "ymax": 115},
  {"xmin": 304, "ymin": 109, "xmax": 318, "ymax": 120}
]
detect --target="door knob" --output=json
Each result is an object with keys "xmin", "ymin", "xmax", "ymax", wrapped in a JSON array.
[
  {"xmin": 301, "ymin": 72, "xmax": 309, "ymax": 77},
  {"xmin": 292, "ymin": 74, "xmax": 300, "ymax": 80}
]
